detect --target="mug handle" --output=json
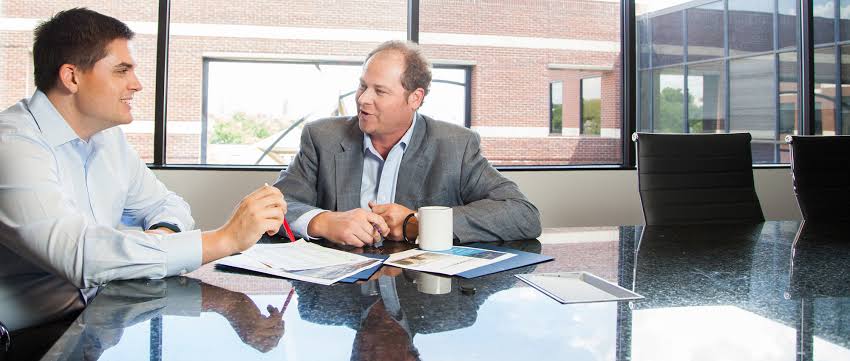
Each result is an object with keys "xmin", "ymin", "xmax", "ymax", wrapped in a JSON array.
[{"xmin": 402, "ymin": 212, "xmax": 417, "ymax": 244}]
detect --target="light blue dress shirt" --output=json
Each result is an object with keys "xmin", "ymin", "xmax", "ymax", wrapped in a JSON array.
[
  {"xmin": 292, "ymin": 114, "xmax": 417, "ymax": 238},
  {"xmin": 0, "ymin": 91, "xmax": 201, "ymax": 329}
]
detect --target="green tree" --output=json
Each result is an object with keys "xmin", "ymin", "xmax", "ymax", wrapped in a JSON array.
[
  {"xmin": 582, "ymin": 98, "xmax": 601, "ymax": 135},
  {"xmin": 656, "ymin": 87, "xmax": 700, "ymax": 133}
]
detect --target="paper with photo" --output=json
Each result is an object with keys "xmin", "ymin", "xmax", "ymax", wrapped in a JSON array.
[
  {"xmin": 242, "ymin": 241, "xmax": 367, "ymax": 271},
  {"xmin": 385, "ymin": 246, "xmax": 515, "ymax": 275},
  {"xmin": 215, "ymin": 253, "xmax": 382, "ymax": 286}
]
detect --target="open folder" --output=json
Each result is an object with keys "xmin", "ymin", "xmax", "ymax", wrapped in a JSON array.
[{"xmin": 454, "ymin": 242, "xmax": 554, "ymax": 278}]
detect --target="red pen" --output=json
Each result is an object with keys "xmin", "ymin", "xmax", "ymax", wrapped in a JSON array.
[
  {"xmin": 283, "ymin": 218, "xmax": 297, "ymax": 243},
  {"xmin": 267, "ymin": 182, "xmax": 297, "ymax": 242}
]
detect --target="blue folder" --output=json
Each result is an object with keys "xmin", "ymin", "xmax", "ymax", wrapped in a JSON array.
[
  {"xmin": 454, "ymin": 243, "xmax": 554, "ymax": 279},
  {"xmin": 338, "ymin": 253, "xmax": 389, "ymax": 283}
]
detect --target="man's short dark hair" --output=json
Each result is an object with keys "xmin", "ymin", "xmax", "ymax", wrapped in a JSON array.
[
  {"xmin": 366, "ymin": 41, "xmax": 432, "ymax": 101},
  {"xmin": 32, "ymin": 8, "xmax": 135, "ymax": 91}
]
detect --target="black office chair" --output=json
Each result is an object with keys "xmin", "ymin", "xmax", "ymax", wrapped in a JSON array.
[
  {"xmin": 787, "ymin": 135, "xmax": 850, "ymax": 222},
  {"xmin": 633, "ymin": 132, "xmax": 764, "ymax": 225},
  {"xmin": 0, "ymin": 320, "xmax": 9, "ymax": 360}
]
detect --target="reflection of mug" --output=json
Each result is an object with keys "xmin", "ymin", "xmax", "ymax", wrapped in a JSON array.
[
  {"xmin": 415, "ymin": 272, "xmax": 452, "ymax": 295},
  {"xmin": 404, "ymin": 206, "xmax": 453, "ymax": 251}
]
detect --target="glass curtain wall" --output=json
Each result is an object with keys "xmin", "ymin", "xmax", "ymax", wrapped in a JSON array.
[{"xmin": 637, "ymin": 0, "xmax": 800, "ymax": 163}]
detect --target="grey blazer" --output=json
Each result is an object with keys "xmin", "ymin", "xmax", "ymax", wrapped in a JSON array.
[{"xmin": 274, "ymin": 114, "xmax": 542, "ymax": 242}]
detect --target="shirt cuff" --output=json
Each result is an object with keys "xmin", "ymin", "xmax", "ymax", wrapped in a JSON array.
[
  {"xmin": 162, "ymin": 229, "xmax": 202, "ymax": 276},
  {"xmin": 291, "ymin": 209, "xmax": 328, "ymax": 240}
]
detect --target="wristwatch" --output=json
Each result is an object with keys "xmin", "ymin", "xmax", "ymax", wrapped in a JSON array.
[
  {"xmin": 149, "ymin": 222, "xmax": 181, "ymax": 233},
  {"xmin": 402, "ymin": 213, "xmax": 418, "ymax": 244}
]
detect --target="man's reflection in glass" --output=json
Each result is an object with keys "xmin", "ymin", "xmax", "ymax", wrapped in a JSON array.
[{"xmin": 66, "ymin": 278, "xmax": 288, "ymax": 359}]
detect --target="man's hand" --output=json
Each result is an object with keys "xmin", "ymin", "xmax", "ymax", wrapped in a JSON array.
[
  {"xmin": 369, "ymin": 201, "xmax": 415, "ymax": 241},
  {"xmin": 308, "ymin": 208, "xmax": 388, "ymax": 247},
  {"xmin": 201, "ymin": 185, "xmax": 286, "ymax": 263}
]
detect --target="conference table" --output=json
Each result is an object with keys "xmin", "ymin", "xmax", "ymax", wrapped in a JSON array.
[{"xmin": 39, "ymin": 221, "xmax": 850, "ymax": 360}]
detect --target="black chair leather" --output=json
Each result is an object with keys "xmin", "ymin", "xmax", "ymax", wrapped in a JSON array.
[
  {"xmin": 787, "ymin": 135, "xmax": 850, "ymax": 222},
  {"xmin": 0, "ymin": 320, "xmax": 9, "ymax": 356},
  {"xmin": 634, "ymin": 132, "xmax": 764, "ymax": 225}
]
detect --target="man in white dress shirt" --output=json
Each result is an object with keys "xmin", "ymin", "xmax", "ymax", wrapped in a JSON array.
[{"xmin": 0, "ymin": 7, "xmax": 287, "ymax": 341}]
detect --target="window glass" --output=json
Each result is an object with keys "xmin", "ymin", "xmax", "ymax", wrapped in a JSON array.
[
  {"xmin": 729, "ymin": 55, "xmax": 776, "ymax": 163},
  {"xmin": 637, "ymin": 0, "xmax": 798, "ymax": 164},
  {"xmin": 420, "ymin": 0, "xmax": 622, "ymax": 166},
  {"xmin": 814, "ymin": 0, "xmax": 836, "ymax": 45},
  {"xmin": 687, "ymin": 61, "xmax": 726, "ymax": 133},
  {"xmin": 652, "ymin": 11, "xmax": 684, "ymax": 66},
  {"xmin": 686, "ymin": 1, "xmax": 724, "ymax": 62},
  {"xmin": 728, "ymin": 0, "xmax": 774, "ymax": 56},
  {"xmin": 0, "ymin": 3, "xmax": 158, "ymax": 162},
  {"xmin": 814, "ymin": 47, "xmax": 837, "ymax": 135},
  {"xmin": 581, "ymin": 77, "xmax": 601, "ymax": 136},
  {"xmin": 550, "ymin": 81, "xmax": 563, "ymax": 134},
  {"xmin": 165, "ymin": 1, "xmax": 406, "ymax": 165}
]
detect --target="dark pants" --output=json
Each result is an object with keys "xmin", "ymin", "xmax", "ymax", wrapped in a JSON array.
[{"xmin": 4, "ymin": 312, "xmax": 80, "ymax": 361}]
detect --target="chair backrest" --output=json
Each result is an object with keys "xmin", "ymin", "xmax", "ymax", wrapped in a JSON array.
[
  {"xmin": 634, "ymin": 132, "xmax": 764, "ymax": 225},
  {"xmin": 787, "ymin": 135, "xmax": 850, "ymax": 222},
  {"xmin": 0, "ymin": 320, "xmax": 9, "ymax": 355}
]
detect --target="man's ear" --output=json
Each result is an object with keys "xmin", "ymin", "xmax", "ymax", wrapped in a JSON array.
[
  {"xmin": 407, "ymin": 88, "xmax": 425, "ymax": 110},
  {"xmin": 57, "ymin": 64, "xmax": 79, "ymax": 93}
]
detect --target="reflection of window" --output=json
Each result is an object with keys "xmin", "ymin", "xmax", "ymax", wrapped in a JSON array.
[
  {"xmin": 550, "ymin": 81, "xmax": 563, "ymax": 134},
  {"xmin": 202, "ymin": 59, "xmax": 469, "ymax": 165},
  {"xmin": 580, "ymin": 77, "xmax": 601, "ymax": 135}
]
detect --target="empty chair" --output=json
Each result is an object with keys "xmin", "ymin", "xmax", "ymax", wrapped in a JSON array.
[
  {"xmin": 633, "ymin": 132, "xmax": 764, "ymax": 225},
  {"xmin": 787, "ymin": 135, "xmax": 850, "ymax": 222}
]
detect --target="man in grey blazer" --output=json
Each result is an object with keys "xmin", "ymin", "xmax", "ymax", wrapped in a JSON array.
[{"xmin": 274, "ymin": 41, "xmax": 541, "ymax": 247}]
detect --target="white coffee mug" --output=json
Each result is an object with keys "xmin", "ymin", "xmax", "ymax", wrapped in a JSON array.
[
  {"xmin": 415, "ymin": 272, "xmax": 452, "ymax": 295},
  {"xmin": 404, "ymin": 206, "xmax": 453, "ymax": 251}
]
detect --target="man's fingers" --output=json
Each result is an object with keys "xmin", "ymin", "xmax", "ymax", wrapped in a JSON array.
[{"xmin": 365, "ymin": 212, "xmax": 389, "ymax": 235}]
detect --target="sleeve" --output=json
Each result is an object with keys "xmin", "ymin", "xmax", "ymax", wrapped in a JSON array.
[
  {"xmin": 273, "ymin": 124, "xmax": 325, "ymax": 239},
  {"xmin": 120, "ymin": 140, "xmax": 195, "ymax": 232},
  {"xmin": 0, "ymin": 133, "xmax": 202, "ymax": 289},
  {"xmin": 452, "ymin": 132, "xmax": 543, "ymax": 242}
]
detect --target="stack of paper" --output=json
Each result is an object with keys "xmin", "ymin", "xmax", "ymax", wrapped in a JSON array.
[{"xmin": 215, "ymin": 242, "xmax": 382, "ymax": 285}]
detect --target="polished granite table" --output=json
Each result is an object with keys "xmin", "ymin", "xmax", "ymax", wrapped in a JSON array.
[{"xmin": 39, "ymin": 221, "xmax": 850, "ymax": 361}]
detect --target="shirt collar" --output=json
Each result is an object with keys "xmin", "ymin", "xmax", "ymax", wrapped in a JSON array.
[
  {"xmin": 363, "ymin": 112, "xmax": 418, "ymax": 156},
  {"xmin": 27, "ymin": 90, "xmax": 81, "ymax": 147}
]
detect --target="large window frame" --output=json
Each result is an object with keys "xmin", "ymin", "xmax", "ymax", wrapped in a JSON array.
[{"xmin": 145, "ymin": 0, "xmax": 821, "ymax": 170}]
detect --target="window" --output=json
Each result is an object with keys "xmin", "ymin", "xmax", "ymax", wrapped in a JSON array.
[
  {"xmin": 637, "ymin": 0, "xmax": 800, "ymax": 164},
  {"xmin": 550, "ymin": 81, "xmax": 563, "ymax": 134},
  {"xmin": 420, "ymin": 0, "xmax": 622, "ymax": 166},
  {"xmin": 164, "ymin": 1, "xmax": 407, "ymax": 165},
  {"xmin": 201, "ymin": 59, "xmax": 468, "ymax": 165},
  {"xmin": 0, "ymin": 3, "xmax": 158, "ymax": 162},
  {"xmin": 581, "ymin": 77, "xmax": 601, "ymax": 136}
]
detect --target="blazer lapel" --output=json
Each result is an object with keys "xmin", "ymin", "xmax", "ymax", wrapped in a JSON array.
[
  {"xmin": 396, "ymin": 114, "xmax": 431, "ymax": 209},
  {"xmin": 335, "ymin": 119, "xmax": 364, "ymax": 211}
]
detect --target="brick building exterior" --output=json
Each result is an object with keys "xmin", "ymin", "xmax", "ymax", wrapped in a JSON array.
[{"xmin": 0, "ymin": 0, "xmax": 623, "ymax": 165}]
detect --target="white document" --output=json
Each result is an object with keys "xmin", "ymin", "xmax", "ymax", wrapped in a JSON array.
[
  {"xmin": 215, "ymin": 252, "xmax": 381, "ymax": 286},
  {"xmin": 242, "ymin": 242, "xmax": 367, "ymax": 271},
  {"xmin": 385, "ymin": 246, "xmax": 515, "ymax": 275}
]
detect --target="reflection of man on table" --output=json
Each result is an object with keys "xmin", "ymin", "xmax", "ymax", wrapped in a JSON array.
[
  {"xmin": 274, "ymin": 40, "xmax": 541, "ymax": 247},
  {"xmin": 61, "ymin": 278, "xmax": 289, "ymax": 359}
]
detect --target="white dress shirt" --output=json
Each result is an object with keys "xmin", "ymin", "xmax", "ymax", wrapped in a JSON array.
[
  {"xmin": 291, "ymin": 114, "xmax": 417, "ymax": 238},
  {"xmin": 0, "ymin": 91, "xmax": 202, "ymax": 329}
]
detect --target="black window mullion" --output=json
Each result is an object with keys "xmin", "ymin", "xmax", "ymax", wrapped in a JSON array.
[
  {"xmin": 408, "ymin": 0, "xmax": 419, "ymax": 43},
  {"xmin": 623, "ymin": 0, "xmax": 637, "ymax": 167},
  {"xmin": 800, "ymin": 0, "xmax": 815, "ymax": 135},
  {"xmin": 153, "ymin": 0, "xmax": 171, "ymax": 166}
]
